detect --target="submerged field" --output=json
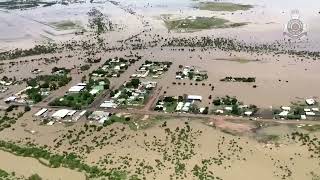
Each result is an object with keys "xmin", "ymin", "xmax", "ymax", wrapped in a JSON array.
[
  {"xmin": 0, "ymin": 114, "xmax": 319, "ymax": 179},
  {"xmin": 49, "ymin": 20, "xmax": 84, "ymax": 31},
  {"xmin": 0, "ymin": 0, "xmax": 320, "ymax": 179},
  {"xmin": 163, "ymin": 16, "xmax": 247, "ymax": 31},
  {"xmin": 197, "ymin": 2, "xmax": 253, "ymax": 12}
]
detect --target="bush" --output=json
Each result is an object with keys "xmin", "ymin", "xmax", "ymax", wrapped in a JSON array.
[
  {"xmin": 231, "ymin": 105, "xmax": 241, "ymax": 115},
  {"xmin": 202, "ymin": 107, "xmax": 209, "ymax": 114},
  {"xmin": 28, "ymin": 174, "xmax": 42, "ymax": 180},
  {"xmin": 163, "ymin": 96, "xmax": 175, "ymax": 103},
  {"xmin": 212, "ymin": 98, "xmax": 221, "ymax": 106},
  {"xmin": 80, "ymin": 64, "xmax": 90, "ymax": 71},
  {"xmin": 6, "ymin": 105, "xmax": 17, "ymax": 112}
]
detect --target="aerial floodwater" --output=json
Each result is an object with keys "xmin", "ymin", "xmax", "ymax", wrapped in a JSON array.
[{"xmin": 0, "ymin": 0, "xmax": 319, "ymax": 179}]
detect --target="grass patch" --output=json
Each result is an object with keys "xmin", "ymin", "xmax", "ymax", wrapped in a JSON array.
[
  {"xmin": 49, "ymin": 92, "xmax": 95, "ymax": 110},
  {"xmin": 197, "ymin": 2, "xmax": 253, "ymax": 12},
  {"xmin": 49, "ymin": 21, "xmax": 83, "ymax": 31},
  {"xmin": 164, "ymin": 16, "xmax": 247, "ymax": 31}
]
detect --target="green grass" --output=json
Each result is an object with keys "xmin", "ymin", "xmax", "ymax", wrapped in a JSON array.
[
  {"xmin": 49, "ymin": 92, "xmax": 95, "ymax": 109},
  {"xmin": 49, "ymin": 21, "xmax": 83, "ymax": 31},
  {"xmin": 164, "ymin": 16, "xmax": 247, "ymax": 31},
  {"xmin": 198, "ymin": 2, "xmax": 253, "ymax": 12},
  {"xmin": 164, "ymin": 102, "xmax": 177, "ymax": 113}
]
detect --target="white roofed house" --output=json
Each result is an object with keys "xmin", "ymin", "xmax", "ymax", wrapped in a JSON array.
[
  {"xmin": 142, "ymin": 81, "xmax": 157, "ymax": 89},
  {"xmin": 77, "ymin": 83, "xmax": 87, "ymax": 86},
  {"xmin": 88, "ymin": 111, "xmax": 110, "ymax": 124},
  {"xmin": 114, "ymin": 65, "xmax": 121, "ymax": 71},
  {"xmin": 100, "ymin": 100, "xmax": 117, "ymax": 108},
  {"xmin": 52, "ymin": 109, "xmax": 71, "ymax": 119},
  {"xmin": 279, "ymin": 111, "xmax": 289, "ymax": 117},
  {"xmin": 281, "ymin": 106, "xmax": 291, "ymax": 111},
  {"xmin": 67, "ymin": 110, "xmax": 77, "ymax": 116},
  {"xmin": 187, "ymin": 95, "xmax": 202, "ymax": 102},
  {"xmin": 306, "ymin": 112, "xmax": 316, "ymax": 116},
  {"xmin": 176, "ymin": 102, "xmax": 184, "ymax": 111},
  {"xmin": 244, "ymin": 111, "xmax": 253, "ymax": 116},
  {"xmin": 306, "ymin": 98, "xmax": 315, "ymax": 105},
  {"xmin": 176, "ymin": 75, "xmax": 182, "ymax": 79},
  {"xmin": 5, "ymin": 96, "xmax": 17, "ymax": 103},
  {"xmin": 68, "ymin": 83, "xmax": 86, "ymax": 93},
  {"xmin": 182, "ymin": 102, "xmax": 191, "ymax": 112},
  {"xmin": 34, "ymin": 108, "xmax": 48, "ymax": 117}
]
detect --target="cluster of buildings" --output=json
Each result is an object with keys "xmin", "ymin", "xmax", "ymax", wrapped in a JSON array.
[
  {"xmin": 214, "ymin": 105, "xmax": 254, "ymax": 116},
  {"xmin": 100, "ymin": 81, "xmax": 157, "ymax": 108},
  {"xmin": 155, "ymin": 95, "xmax": 206, "ymax": 113},
  {"xmin": 131, "ymin": 61, "xmax": 169, "ymax": 79},
  {"xmin": 34, "ymin": 108, "xmax": 87, "ymax": 125},
  {"xmin": 278, "ymin": 98, "xmax": 319, "ymax": 119},
  {"xmin": 68, "ymin": 81, "xmax": 106, "ymax": 96},
  {"xmin": 91, "ymin": 58, "xmax": 129, "ymax": 78},
  {"xmin": 88, "ymin": 111, "xmax": 111, "ymax": 124},
  {"xmin": 5, "ymin": 86, "xmax": 49, "ymax": 104},
  {"xmin": 175, "ymin": 65, "xmax": 207, "ymax": 81},
  {"xmin": 0, "ymin": 80, "xmax": 13, "ymax": 86},
  {"xmin": 0, "ymin": 78, "xmax": 14, "ymax": 93}
]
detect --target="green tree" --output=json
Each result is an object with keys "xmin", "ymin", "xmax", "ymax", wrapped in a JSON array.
[
  {"xmin": 28, "ymin": 174, "xmax": 42, "ymax": 180},
  {"xmin": 130, "ymin": 79, "xmax": 140, "ymax": 89}
]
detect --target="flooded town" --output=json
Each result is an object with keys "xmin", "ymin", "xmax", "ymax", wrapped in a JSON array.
[{"xmin": 0, "ymin": 0, "xmax": 320, "ymax": 179}]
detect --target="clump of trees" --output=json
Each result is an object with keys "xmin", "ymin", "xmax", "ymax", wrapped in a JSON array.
[
  {"xmin": 220, "ymin": 76, "xmax": 255, "ymax": 83},
  {"xmin": 0, "ymin": 140, "xmax": 127, "ymax": 178},
  {"xmin": 87, "ymin": 8, "xmax": 113, "ymax": 35},
  {"xmin": 125, "ymin": 78, "xmax": 140, "ymax": 89},
  {"xmin": 0, "ymin": 43, "xmax": 58, "ymax": 60}
]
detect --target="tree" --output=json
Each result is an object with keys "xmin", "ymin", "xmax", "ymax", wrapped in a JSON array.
[
  {"xmin": 50, "ymin": 83, "xmax": 57, "ymax": 91},
  {"xmin": 28, "ymin": 174, "xmax": 42, "ymax": 180},
  {"xmin": 40, "ymin": 82, "xmax": 49, "ymax": 89},
  {"xmin": 6, "ymin": 105, "xmax": 16, "ymax": 112},
  {"xmin": 231, "ymin": 105, "xmax": 241, "ymax": 115},
  {"xmin": 213, "ymin": 98, "xmax": 221, "ymax": 106},
  {"xmin": 24, "ymin": 106, "xmax": 31, "ymax": 112},
  {"xmin": 202, "ymin": 107, "xmax": 209, "ymax": 114},
  {"xmin": 87, "ymin": 8, "xmax": 113, "ymax": 35},
  {"xmin": 130, "ymin": 79, "xmax": 140, "ymax": 89},
  {"xmin": 163, "ymin": 96, "xmax": 175, "ymax": 102}
]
